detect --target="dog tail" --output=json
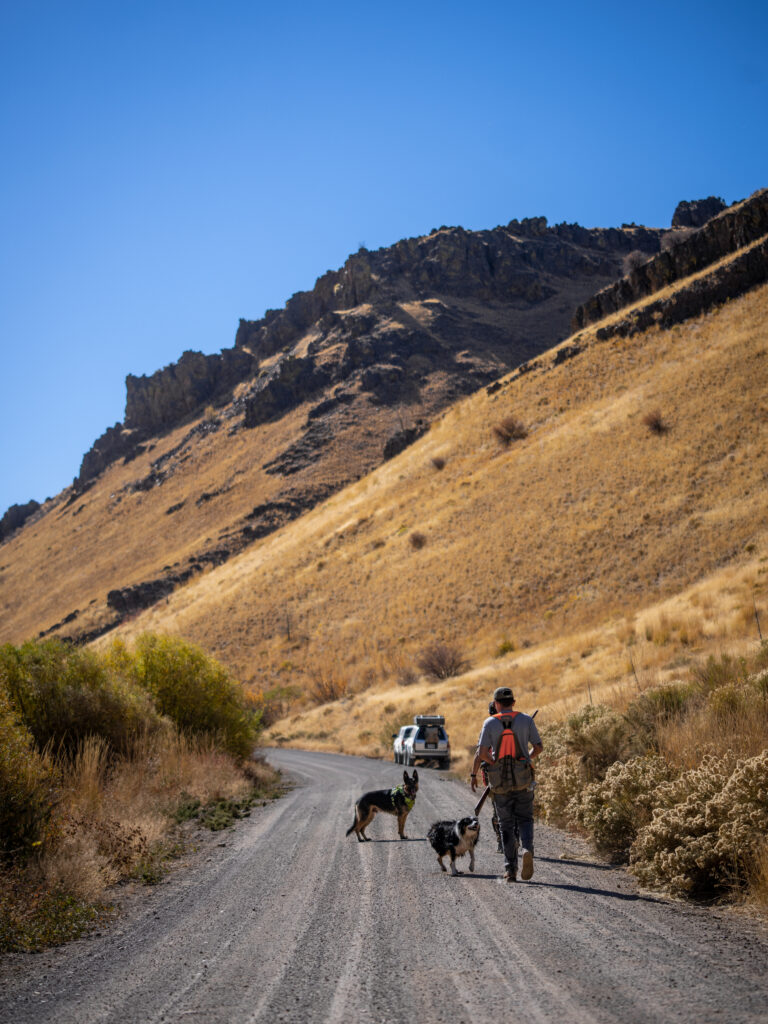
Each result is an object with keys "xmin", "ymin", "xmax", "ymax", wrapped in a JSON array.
[{"xmin": 345, "ymin": 813, "xmax": 358, "ymax": 837}]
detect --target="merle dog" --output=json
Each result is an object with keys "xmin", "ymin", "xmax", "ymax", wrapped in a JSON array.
[{"xmin": 427, "ymin": 817, "xmax": 480, "ymax": 875}]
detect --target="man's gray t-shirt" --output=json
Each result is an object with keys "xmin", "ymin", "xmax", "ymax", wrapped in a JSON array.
[{"xmin": 477, "ymin": 712, "xmax": 541, "ymax": 761}]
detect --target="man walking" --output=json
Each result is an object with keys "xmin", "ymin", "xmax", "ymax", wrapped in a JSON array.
[{"xmin": 470, "ymin": 686, "xmax": 543, "ymax": 882}]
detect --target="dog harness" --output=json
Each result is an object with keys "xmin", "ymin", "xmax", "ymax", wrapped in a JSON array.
[{"xmin": 391, "ymin": 784, "xmax": 415, "ymax": 810}]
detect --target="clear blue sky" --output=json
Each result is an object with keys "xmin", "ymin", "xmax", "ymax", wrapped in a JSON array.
[{"xmin": 1, "ymin": 0, "xmax": 766, "ymax": 513}]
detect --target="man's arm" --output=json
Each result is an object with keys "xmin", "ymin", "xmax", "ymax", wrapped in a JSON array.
[{"xmin": 470, "ymin": 745, "xmax": 494, "ymax": 792}]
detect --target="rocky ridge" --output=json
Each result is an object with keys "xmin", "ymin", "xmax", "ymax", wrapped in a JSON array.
[
  {"xmin": 572, "ymin": 188, "xmax": 768, "ymax": 330},
  {"xmin": 5, "ymin": 194, "xmax": 764, "ymax": 647},
  {"xmin": 72, "ymin": 217, "xmax": 665, "ymax": 493}
]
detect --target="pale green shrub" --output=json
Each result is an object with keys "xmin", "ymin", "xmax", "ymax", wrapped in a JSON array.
[
  {"xmin": 535, "ymin": 755, "xmax": 582, "ymax": 828},
  {"xmin": 629, "ymin": 753, "xmax": 738, "ymax": 895},
  {"xmin": 710, "ymin": 750, "xmax": 768, "ymax": 878},
  {"xmin": 623, "ymin": 681, "xmax": 697, "ymax": 743},
  {"xmin": 572, "ymin": 755, "xmax": 675, "ymax": 861}
]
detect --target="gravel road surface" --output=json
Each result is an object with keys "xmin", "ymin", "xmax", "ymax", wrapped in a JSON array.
[{"xmin": 2, "ymin": 748, "xmax": 768, "ymax": 1024}]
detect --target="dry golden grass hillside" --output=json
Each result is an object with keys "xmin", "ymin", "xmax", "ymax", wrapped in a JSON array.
[{"xmin": 91, "ymin": 267, "xmax": 768, "ymax": 770}]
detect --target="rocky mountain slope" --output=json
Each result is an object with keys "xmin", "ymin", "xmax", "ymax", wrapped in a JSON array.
[
  {"xmin": 1, "ymin": 211, "xmax": 674, "ymax": 645},
  {"xmin": 98, "ymin": 218, "xmax": 768, "ymax": 763},
  {"xmin": 2, "ymin": 191, "xmax": 765, "ymax": 657}
]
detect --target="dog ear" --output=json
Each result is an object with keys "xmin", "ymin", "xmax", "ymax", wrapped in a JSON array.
[
  {"xmin": 403, "ymin": 770, "xmax": 409, "ymax": 784},
  {"xmin": 412, "ymin": 769, "xmax": 419, "ymax": 782}
]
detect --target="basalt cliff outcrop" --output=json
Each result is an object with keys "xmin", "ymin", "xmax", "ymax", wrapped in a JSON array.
[
  {"xmin": 73, "ymin": 217, "xmax": 665, "ymax": 491},
  {"xmin": 572, "ymin": 189, "xmax": 768, "ymax": 331}
]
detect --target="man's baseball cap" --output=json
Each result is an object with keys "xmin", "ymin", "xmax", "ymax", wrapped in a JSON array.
[{"xmin": 493, "ymin": 686, "xmax": 515, "ymax": 702}]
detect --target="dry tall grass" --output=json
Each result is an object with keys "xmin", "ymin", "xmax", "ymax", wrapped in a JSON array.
[{"xmin": 1, "ymin": 730, "xmax": 279, "ymax": 951}]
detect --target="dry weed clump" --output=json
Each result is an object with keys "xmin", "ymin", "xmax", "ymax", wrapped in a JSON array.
[
  {"xmin": 492, "ymin": 415, "xmax": 528, "ymax": 445},
  {"xmin": 409, "ymin": 531, "xmax": 428, "ymax": 550},
  {"xmin": 417, "ymin": 642, "xmax": 469, "ymax": 680},
  {"xmin": 308, "ymin": 665, "xmax": 348, "ymax": 704},
  {"xmin": 641, "ymin": 408, "xmax": 670, "ymax": 435}
]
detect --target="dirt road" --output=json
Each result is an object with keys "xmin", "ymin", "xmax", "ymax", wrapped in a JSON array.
[{"xmin": 2, "ymin": 748, "xmax": 767, "ymax": 1023}]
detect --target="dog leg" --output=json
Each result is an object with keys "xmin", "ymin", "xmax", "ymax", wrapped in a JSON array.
[
  {"xmin": 469, "ymin": 847, "xmax": 476, "ymax": 873},
  {"xmin": 359, "ymin": 808, "xmax": 376, "ymax": 841},
  {"xmin": 437, "ymin": 854, "xmax": 447, "ymax": 873},
  {"xmin": 398, "ymin": 812, "xmax": 408, "ymax": 839},
  {"xmin": 346, "ymin": 809, "xmax": 361, "ymax": 839},
  {"xmin": 449, "ymin": 851, "xmax": 461, "ymax": 876}
]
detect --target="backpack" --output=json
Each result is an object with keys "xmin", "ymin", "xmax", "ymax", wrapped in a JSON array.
[{"xmin": 485, "ymin": 712, "xmax": 533, "ymax": 794}]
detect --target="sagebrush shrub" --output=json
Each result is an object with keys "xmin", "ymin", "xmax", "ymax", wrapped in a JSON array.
[
  {"xmin": 124, "ymin": 635, "xmax": 259, "ymax": 760},
  {"xmin": 641, "ymin": 409, "xmax": 670, "ymax": 435},
  {"xmin": 623, "ymin": 681, "xmax": 697, "ymax": 744},
  {"xmin": 535, "ymin": 754, "xmax": 582, "ymax": 828},
  {"xmin": 0, "ymin": 686, "xmax": 57, "ymax": 857},
  {"xmin": 573, "ymin": 755, "xmax": 675, "ymax": 861},
  {"xmin": 629, "ymin": 753, "xmax": 738, "ymax": 895},
  {"xmin": 692, "ymin": 652, "xmax": 748, "ymax": 693},
  {"xmin": 0, "ymin": 639, "xmax": 162, "ymax": 756},
  {"xmin": 561, "ymin": 703, "xmax": 639, "ymax": 780}
]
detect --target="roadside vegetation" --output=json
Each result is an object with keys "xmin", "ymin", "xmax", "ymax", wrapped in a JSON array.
[
  {"xmin": 0, "ymin": 635, "xmax": 278, "ymax": 953},
  {"xmin": 535, "ymin": 641, "xmax": 768, "ymax": 908}
]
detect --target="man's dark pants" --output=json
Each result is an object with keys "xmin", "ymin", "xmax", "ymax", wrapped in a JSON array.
[{"xmin": 493, "ymin": 788, "xmax": 534, "ymax": 875}]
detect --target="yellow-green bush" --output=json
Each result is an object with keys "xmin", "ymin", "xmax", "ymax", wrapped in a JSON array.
[
  {"xmin": 0, "ymin": 686, "xmax": 57, "ymax": 858},
  {"xmin": 123, "ymin": 634, "xmax": 260, "ymax": 759},
  {"xmin": 0, "ymin": 639, "xmax": 163, "ymax": 756}
]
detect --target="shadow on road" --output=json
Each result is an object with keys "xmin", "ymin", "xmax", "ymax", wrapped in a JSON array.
[
  {"xmin": 527, "ymin": 880, "xmax": 666, "ymax": 904},
  {"xmin": 364, "ymin": 836, "xmax": 428, "ymax": 843},
  {"xmin": 537, "ymin": 855, "xmax": 615, "ymax": 871}
]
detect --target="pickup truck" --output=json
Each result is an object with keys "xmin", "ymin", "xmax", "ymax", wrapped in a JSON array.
[{"xmin": 393, "ymin": 715, "xmax": 450, "ymax": 769}]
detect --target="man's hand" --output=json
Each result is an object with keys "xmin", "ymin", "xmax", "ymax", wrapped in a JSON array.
[{"xmin": 470, "ymin": 773, "xmax": 479, "ymax": 792}]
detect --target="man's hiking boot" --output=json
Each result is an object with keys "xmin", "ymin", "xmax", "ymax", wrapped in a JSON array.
[
  {"xmin": 521, "ymin": 849, "xmax": 534, "ymax": 880},
  {"xmin": 504, "ymin": 869, "xmax": 517, "ymax": 882}
]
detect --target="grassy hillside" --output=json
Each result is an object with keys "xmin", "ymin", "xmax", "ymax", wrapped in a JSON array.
[{"xmin": 93, "ymin": 266, "xmax": 768, "ymax": 769}]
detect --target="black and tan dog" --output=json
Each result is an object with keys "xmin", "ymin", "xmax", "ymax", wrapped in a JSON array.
[
  {"xmin": 427, "ymin": 816, "xmax": 480, "ymax": 875},
  {"xmin": 345, "ymin": 770, "xmax": 419, "ymax": 842}
]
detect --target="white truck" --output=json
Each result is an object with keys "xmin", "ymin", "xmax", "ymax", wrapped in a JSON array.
[{"xmin": 393, "ymin": 715, "xmax": 450, "ymax": 769}]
